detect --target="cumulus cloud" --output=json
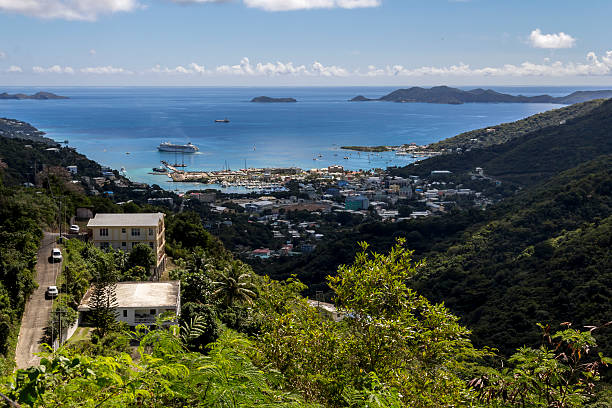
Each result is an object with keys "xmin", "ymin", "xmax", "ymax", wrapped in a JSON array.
[
  {"xmin": 529, "ymin": 29, "xmax": 576, "ymax": 49},
  {"xmin": 32, "ymin": 65, "xmax": 74, "ymax": 74},
  {"xmin": 214, "ymin": 57, "xmax": 349, "ymax": 76},
  {"xmin": 0, "ymin": 0, "xmax": 140, "ymax": 21},
  {"xmin": 80, "ymin": 65, "xmax": 132, "ymax": 74},
  {"xmin": 361, "ymin": 51, "xmax": 612, "ymax": 77},
  {"xmin": 150, "ymin": 62, "xmax": 207, "ymax": 74},
  {"xmin": 6, "ymin": 65, "xmax": 22, "ymax": 72},
  {"xmin": 0, "ymin": 51, "xmax": 5, "ymax": 59},
  {"xmin": 89, "ymin": 49, "xmax": 97, "ymax": 55},
  {"xmin": 169, "ymin": 0, "xmax": 230, "ymax": 3},
  {"xmin": 243, "ymin": 0, "xmax": 380, "ymax": 11}
]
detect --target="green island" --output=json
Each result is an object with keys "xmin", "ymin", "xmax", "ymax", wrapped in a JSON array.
[{"xmin": 0, "ymin": 99, "xmax": 611, "ymax": 407}]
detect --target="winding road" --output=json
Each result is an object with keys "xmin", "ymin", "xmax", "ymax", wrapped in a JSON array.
[{"xmin": 15, "ymin": 232, "xmax": 60, "ymax": 369}]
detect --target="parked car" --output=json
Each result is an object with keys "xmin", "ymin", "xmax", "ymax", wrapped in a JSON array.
[
  {"xmin": 69, "ymin": 224, "xmax": 80, "ymax": 233},
  {"xmin": 51, "ymin": 248, "xmax": 62, "ymax": 263},
  {"xmin": 45, "ymin": 286, "xmax": 58, "ymax": 299}
]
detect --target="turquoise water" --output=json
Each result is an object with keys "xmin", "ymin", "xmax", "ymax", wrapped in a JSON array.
[{"xmin": 0, "ymin": 86, "xmax": 585, "ymax": 191}]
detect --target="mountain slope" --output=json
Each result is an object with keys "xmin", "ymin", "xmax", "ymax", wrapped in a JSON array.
[
  {"xmin": 413, "ymin": 155, "xmax": 612, "ymax": 355},
  {"xmin": 393, "ymin": 98, "xmax": 612, "ymax": 186}
]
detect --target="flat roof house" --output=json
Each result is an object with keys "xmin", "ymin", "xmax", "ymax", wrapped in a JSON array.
[
  {"xmin": 87, "ymin": 213, "xmax": 166, "ymax": 279},
  {"xmin": 78, "ymin": 281, "xmax": 180, "ymax": 327}
]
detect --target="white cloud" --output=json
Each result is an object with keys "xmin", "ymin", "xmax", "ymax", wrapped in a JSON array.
[
  {"xmin": 89, "ymin": 49, "xmax": 97, "ymax": 55},
  {"xmin": 5, "ymin": 65, "xmax": 22, "ymax": 72},
  {"xmin": 80, "ymin": 65, "xmax": 132, "ymax": 74},
  {"xmin": 0, "ymin": 51, "xmax": 5, "ymax": 59},
  {"xmin": 214, "ymin": 57, "xmax": 349, "ymax": 76},
  {"xmin": 32, "ymin": 65, "xmax": 74, "ymax": 74},
  {"xmin": 169, "ymin": 0, "xmax": 230, "ymax": 3},
  {"xmin": 529, "ymin": 29, "xmax": 576, "ymax": 49},
  {"xmin": 150, "ymin": 62, "xmax": 207, "ymax": 74},
  {"xmin": 361, "ymin": 51, "xmax": 612, "ymax": 77},
  {"xmin": 0, "ymin": 0, "xmax": 140, "ymax": 21},
  {"xmin": 243, "ymin": 0, "xmax": 380, "ymax": 11}
]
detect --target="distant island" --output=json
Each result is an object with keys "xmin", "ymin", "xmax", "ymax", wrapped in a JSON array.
[
  {"xmin": 251, "ymin": 96, "xmax": 297, "ymax": 103},
  {"xmin": 350, "ymin": 86, "xmax": 612, "ymax": 105},
  {"xmin": 0, "ymin": 91, "xmax": 69, "ymax": 100}
]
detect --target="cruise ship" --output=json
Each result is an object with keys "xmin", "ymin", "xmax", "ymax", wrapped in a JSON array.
[{"xmin": 157, "ymin": 142, "xmax": 199, "ymax": 153}]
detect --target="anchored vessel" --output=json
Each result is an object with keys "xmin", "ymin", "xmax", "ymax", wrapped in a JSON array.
[{"xmin": 158, "ymin": 142, "xmax": 199, "ymax": 153}]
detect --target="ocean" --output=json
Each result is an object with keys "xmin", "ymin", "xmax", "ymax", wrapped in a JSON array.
[{"xmin": 0, "ymin": 86, "xmax": 597, "ymax": 192}]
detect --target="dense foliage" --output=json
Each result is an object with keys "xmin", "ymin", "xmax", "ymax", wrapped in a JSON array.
[
  {"xmin": 0, "ymin": 187, "xmax": 57, "ymax": 374},
  {"xmin": 394, "ymin": 98, "xmax": 612, "ymax": 186},
  {"xmin": 428, "ymin": 98, "xmax": 604, "ymax": 151}
]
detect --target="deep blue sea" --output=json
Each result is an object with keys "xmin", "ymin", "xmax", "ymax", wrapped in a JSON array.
[{"xmin": 0, "ymin": 86, "xmax": 603, "ymax": 192}]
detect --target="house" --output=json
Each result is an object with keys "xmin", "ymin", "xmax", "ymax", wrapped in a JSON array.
[
  {"xmin": 87, "ymin": 213, "xmax": 166, "ymax": 278},
  {"xmin": 78, "ymin": 281, "xmax": 180, "ymax": 327},
  {"xmin": 252, "ymin": 248, "xmax": 271, "ymax": 259},
  {"xmin": 345, "ymin": 195, "xmax": 369, "ymax": 210}
]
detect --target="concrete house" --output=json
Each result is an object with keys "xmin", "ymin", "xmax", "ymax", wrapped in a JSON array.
[
  {"xmin": 87, "ymin": 213, "xmax": 166, "ymax": 277},
  {"xmin": 78, "ymin": 281, "xmax": 181, "ymax": 327}
]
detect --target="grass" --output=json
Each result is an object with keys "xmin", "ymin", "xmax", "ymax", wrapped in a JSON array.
[{"xmin": 66, "ymin": 327, "xmax": 92, "ymax": 345}]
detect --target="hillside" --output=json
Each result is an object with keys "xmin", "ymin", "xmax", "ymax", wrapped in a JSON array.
[
  {"xmin": 414, "ymin": 155, "xmax": 612, "ymax": 355},
  {"xmin": 428, "ymin": 98, "xmax": 605, "ymax": 151},
  {"xmin": 392, "ymin": 98, "xmax": 612, "ymax": 186},
  {"xmin": 350, "ymin": 85, "xmax": 612, "ymax": 105}
]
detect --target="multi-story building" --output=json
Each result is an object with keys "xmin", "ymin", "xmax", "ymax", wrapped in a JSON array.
[{"xmin": 87, "ymin": 213, "xmax": 166, "ymax": 278}]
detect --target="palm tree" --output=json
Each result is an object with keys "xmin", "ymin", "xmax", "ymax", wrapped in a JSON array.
[{"xmin": 212, "ymin": 261, "xmax": 256, "ymax": 307}]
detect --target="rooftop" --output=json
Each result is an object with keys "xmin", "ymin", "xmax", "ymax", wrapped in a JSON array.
[
  {"xmin": 87, "ymin": 212, "xmax": 164, "ymax": 228},
  {"xmin": 78, "ymin": 281, "xmax": 180, "ymax": 311}
]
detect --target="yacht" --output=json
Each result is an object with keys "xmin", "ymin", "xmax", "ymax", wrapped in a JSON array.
[{"xmin": 158, "ymin": 142, "xmax": 199, "ymax": 153}]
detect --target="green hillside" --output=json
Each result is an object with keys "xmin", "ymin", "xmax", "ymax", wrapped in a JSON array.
[
  {"xmin": 396, "ymin": 98, "xmax": 612, "ymax": 186},
  {"xmin": 429, "ymin": 98, "xmax": 605, "ymax": 151},
  {"xmin": 414, "ymin": 155, "xmax": 612, "ymax": 355}
]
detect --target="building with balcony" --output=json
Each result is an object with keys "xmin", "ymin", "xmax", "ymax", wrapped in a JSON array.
[
  {"xmin": 78, "ymin": 281, "xmax": 180, "ymax": 327},
  {"xmin": 87, "ymin": 213, "xmax": 166, "ymax": 278}
]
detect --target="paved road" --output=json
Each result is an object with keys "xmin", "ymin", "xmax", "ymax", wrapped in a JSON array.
[{"xmin": 15, "ymin": 232, "xmax": 60, "ymax": 369}]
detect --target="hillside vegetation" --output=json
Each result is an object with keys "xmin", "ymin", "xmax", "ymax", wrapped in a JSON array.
[
  {"xmin": 393, "ymin": 98, "xmax": 612, "ymax": 186},
  {"xmin": 428, "ymin": 98, "xmax": 605, "ymax": 151}
]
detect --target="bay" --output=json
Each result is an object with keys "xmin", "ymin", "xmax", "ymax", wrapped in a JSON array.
[{"xmin": 0, "ymin": 86, "xmax": 593, "ymax": 191}]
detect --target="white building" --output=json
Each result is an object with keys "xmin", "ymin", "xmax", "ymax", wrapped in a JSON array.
[{"xmin": 78, "ymin": 281, "xmax": 181, "ymax": 327}]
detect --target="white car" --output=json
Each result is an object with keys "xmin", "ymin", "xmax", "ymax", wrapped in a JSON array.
[
  {"xmin": 69, "ymin": 224, "xmax": 80, "ymax": 233},
  {"xmin": 46, "ymin": 286, "xmax": 58, "ymax": 299},
  {"xmin": 51, "ymin": 248, "xmax": 62, "ymax": 263}
]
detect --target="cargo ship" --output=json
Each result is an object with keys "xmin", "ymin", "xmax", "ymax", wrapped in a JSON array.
[{"xmin": 158, "ymin": 142, "xmax": 199, "ymax": 153}]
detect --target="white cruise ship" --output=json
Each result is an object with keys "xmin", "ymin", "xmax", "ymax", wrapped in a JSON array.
[{"xmin": 157, "ymin": 141, "xmax": 199, "ymax": 153}]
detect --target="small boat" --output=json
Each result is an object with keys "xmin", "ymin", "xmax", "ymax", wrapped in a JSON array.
[
  {"xmin": 343, "ymin": 156, "xmax": 349, "ymax": 160},
  {"xmin": 215, "ymin": 118, "xmax": 230, "ymax": 123},
  {"xmin": 152, "ymin": 167, "xmax": 167, "ymax": 173},
  {"xmin": 126, "ymin": 152, "xmax": 130, "ymax": 155}
]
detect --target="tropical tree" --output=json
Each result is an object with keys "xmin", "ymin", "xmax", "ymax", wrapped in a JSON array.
[
  {"xmin": 1, "ymin": 327, "xmax": 318, "ymax": 407},
  {"xmin": 257, "ymin": 239, "xmax": 488, "ymax": 407},
  {"xmin": 212, "ymin": 261, "xmax": 257, "ymax": 307},
  {"xmin": 89, "ymin": 251, "xmax": 120, "ymax": 338},
  {"xmin": 127, "ymin": 243, "xmax": 155, "ymax": 276}
]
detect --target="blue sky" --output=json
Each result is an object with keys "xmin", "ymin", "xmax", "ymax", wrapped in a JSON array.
[{"xmin": 1, "ymin": 0, "xmax": 611, "ymax": 86}]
